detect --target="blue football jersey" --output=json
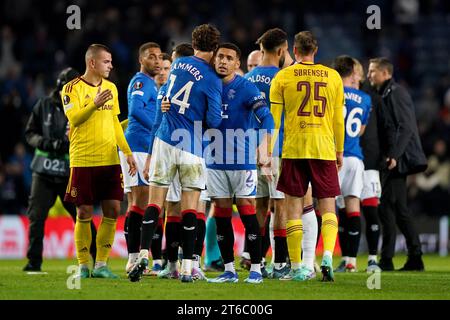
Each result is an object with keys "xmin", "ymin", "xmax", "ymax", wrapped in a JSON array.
[
  {"xmin": 343, "ymin": 87, "xmax": 372, "ymax": 160},
  {"xmin": 244, "ymin": 65, "xmax": 283, "ymax": 157},
  {"xmin": 149, "ymin": 56, "xmax": 222, "ymax": 157},
  {"xmin": 125, "ymin": 72, "xmax": 158, "ymax": 152},
  {"xmin": 205, "ymin": 75, "xmax": 274, "ymax": 170}
]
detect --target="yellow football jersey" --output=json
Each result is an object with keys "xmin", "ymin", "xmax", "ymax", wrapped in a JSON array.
[
  {"xmin": 270, "ymin": 61, "xmax": 344, "ymax": 160},
  {"xmin": 62, "ymin": 77, "xmax": 130, "ymax": 167}
]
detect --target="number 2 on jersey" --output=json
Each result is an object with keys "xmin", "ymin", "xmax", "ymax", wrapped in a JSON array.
[
  {"xmin": 166, "ymin": 74, "xmax": 194, "ymax": 114},
  {"xmin": 297, "ymin": 81, "xmax": 327, "ymax": 117}
]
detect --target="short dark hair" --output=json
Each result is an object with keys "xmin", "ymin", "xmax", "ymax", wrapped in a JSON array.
[
  {"xmin": 369, "ymin": 57, "xmax": 394, "ymax": 75},
  {"xmin": 333, "ymin": 55, "xmax": 355, "ymax": 78},
  {"xmin": 256, "ymin": 28, "xmax": 287, "ymax": 52},
  {"xmin": 294, "ymin": 31, "xmax": 318, "ymax": 56},
  {"xmin": 139, "ymin": 42, "xmax": 160, "ymax": 57},
  {"xmin": 217, "ymin": 43, "xmax": 241, "ymax": 59},
  {"xmin": 191, "ymin": 24, "xmax": 221, "ymax": 52},
  {"xmin": 85, "ymin": 44, "xmax": 111, "ymax": 60},
  {"xmin": 161, "ymin": 52, "xmax": 172, "ymax": 63},
  {"xmin": 173, "ymin": 43, "xmax": 194, "ymax": 58}
]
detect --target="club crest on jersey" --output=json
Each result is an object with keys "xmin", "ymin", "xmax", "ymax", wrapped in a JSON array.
[
  {"xmin": 63, "ymin": 95, "xmax": 70, "ymax": 105},
  {"xmin": 71, "ymin": 187, "xmax": 77, "ymax": 197},
  {"xmin": 134, "ymin": 81, "xmax": 143, "ymax": 90},
  {"xmin": 227, "ymin": 89, "xmax": 236, "ymax": 100}
]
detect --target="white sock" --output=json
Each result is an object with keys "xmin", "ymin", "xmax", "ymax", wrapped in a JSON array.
[
  {"xmin": 342, "ymin": 256, "xmax": 349, "ymax": 264},
  {"xmin": 224, "ymin": 262, "xmax": 235, "ymax": 273},
  {"xmin": 368, "ymin": 255, "xmax": 378, "ymax": 263},
  {"xmin": 302, "ymin": 209, "xmax": 318, "ymax": 270},
  {"xmin": 250, "ymin": 263, "xmax": 261, "ymax": 274},
  {"xmin": 94, "ymin": 261, "xmax": 106, "ymax": 269},
  {"xmin": 274, "ymin": 262, "xmax": 286, "ymax": 270},
  {"xmin": 128, "ymin": 253, "xmax": 139, "ymax": 263},
  {"xmin": 181, "ymin": 259, "xmax": 192, "ymax": 275},
  {"xmin": 269, "ymin": 211, "xmax": 275, "ymax": 265},
  {"xmin": 192, "ymin": 255, "xmax": 200, "ymax": 269},
  {"xmin": 139, "ymin": 249, "xmax": 149, "ymax": 260},
  {"xmin": 153, "ymin": 259, "xmax": 162, "ymax": 267}
]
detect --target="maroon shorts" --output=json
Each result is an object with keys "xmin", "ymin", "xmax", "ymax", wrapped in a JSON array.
[
  {"xmin": 277, "ymin": 159, "xmax": 341, "ymax": 199},
  {"xmin": 65, "ymin": 165, "xmax": 123, "ymax": 206}
]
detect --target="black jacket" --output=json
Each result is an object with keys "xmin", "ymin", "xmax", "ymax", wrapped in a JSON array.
[
  {"xmin": 379, "ymin": 78, "xmax": 427, "ymax": 175},
  {"xmin": 25, "ymin": 92, "xmax": 70, "ymax": 178}
]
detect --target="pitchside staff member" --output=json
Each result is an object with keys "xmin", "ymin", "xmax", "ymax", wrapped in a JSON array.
[
  {"xmin": 368, "ymin": 57, "xmax": 428, "ymax": 271},
  {"xmin": 23, "ymin": 68, "xmax": 97, "ymax": 272}
]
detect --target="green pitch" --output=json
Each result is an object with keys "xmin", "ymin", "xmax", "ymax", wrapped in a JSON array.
[{"xmin": 1, "ymin": 255, "xmax": 449, "ymax": 300}]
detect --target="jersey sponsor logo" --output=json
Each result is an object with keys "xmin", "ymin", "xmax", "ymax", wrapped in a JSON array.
[
  {"xmin": 97, "ymin": 104, "xmax": 113, "ymax": 110},
  {"xmin": 134, "ymin": 81, "xmax": 143, "ymax": 90},
  {"xmin": 63, "ymin": 95, "xmax": 71, "ymax": 105},
  {"xmin": 300, "ymin": 121, "xmax": 321, "ymax": 129}
]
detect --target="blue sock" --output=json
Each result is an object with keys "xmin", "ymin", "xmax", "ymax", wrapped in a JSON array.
[{"xmin": 205, "ymin": 217, "xmax": 222, "ymax": 266}]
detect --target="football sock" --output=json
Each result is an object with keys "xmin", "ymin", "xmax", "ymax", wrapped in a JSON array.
[
  {"xmin": 362, "ymin": 199, "xmax": 380, "ymax": 256},
  {"xmin": 194, "ymin": 212, "xmax": 206, "ymax": 257},
  {"xmin": 346, "ymin": 211, "xmax": 361, "ymax": 260},
  {"xmin": 215, "ymin": 207, "xmax": 234, "ymax": 264},
  {"xmin": 302, "ymin": 206, "xmax": 318, "ymax": 270},
  {"xmin": 140, "ymin": 204, "xmax": 161, "ymax": 250},
  {"xmin": 286, "ymin": 219, "xmax": 303, "ymax": 268},
  {"xmin": 151, "ymin": 217, "xmax": 163, "ymax": 260},
  {"xmin": 128, "ymin": 206, "xmax": 143, "ymax": 254},
  {"xmin": 274, "ymin": 229, "xmax": 287, "ymax": 267},
  {"xmin": 238, "ymin": 205, "xmax": 262, "ymax": 265},
  {"xmin": 74, "ymin": 216, "xmax": 92, "ymax": 266},
  {"xmin": 261, "ymin": 211, "xmax": 271, "ymax": 259},
  {"xmin": 321, "ymin": 212, "xmax": 338, "ymax": 254},
  {"xmin": 165, "ymin": 216, "xmax": 182, "ymax": 262},
  {"xmin": 96, "ymin": 217, "xmax": 117, "ymax": 264},
  {"xmin": 181, "ymin": 209, "xmax": 197, "ymax": 263}
]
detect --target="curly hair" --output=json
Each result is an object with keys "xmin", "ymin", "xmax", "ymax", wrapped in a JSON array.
[{"xmin": 191, "ymin": 24, "xmax": 221, "ymax": 52}]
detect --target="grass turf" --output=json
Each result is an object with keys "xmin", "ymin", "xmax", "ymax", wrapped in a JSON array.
[{"xmin": 1, "ymin": 255, "xmax": 449, "ymax": 300}]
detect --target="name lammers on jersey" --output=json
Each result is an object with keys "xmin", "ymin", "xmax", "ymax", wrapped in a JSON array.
[
  {"xmin": 172, "ymin": 62, "xmax": 204, "ymax": 81},
  {"xmin": 294, "ymin": 69, "xmax": 329, "ymax": 78},
  {"xmin": 344, "ymin": 91, "xmax": 363, "ymax": 104}
]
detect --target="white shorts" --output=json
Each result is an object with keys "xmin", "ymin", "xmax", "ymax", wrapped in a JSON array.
[
  {"xmin": 338, "ymin": 156, "xmax": 364, "ymax": 198},
  {"xmin": 166, "ymin": 172, "xmax": 182, "ymax": 202},
  {"xmin": 256, "ymin": 157, "xmax": 284, "ymax": 199},
  {"xmin": 361, "ymin": 169, "xmax": 382, "ymax": 200},
  {"xmin": 149, "ymin": 138, "xmax": 206, "ymax": 190},
  {"xmin": 207, "ymin": 169, "xmax": 257, "ymax": 199},
  {"xmin": 119, "ymin": 151, "xmax": 149, "ymax": 188}
]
